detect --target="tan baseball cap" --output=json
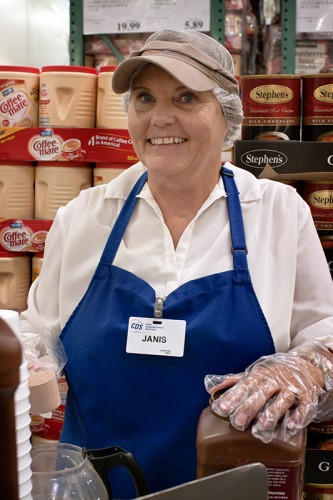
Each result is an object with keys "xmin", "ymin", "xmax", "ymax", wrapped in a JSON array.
[{"xmin": 111, "ymin": 30, "xmax": 239, "ymax": 96}]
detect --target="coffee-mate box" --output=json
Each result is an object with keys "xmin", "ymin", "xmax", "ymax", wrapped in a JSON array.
[{"xmin": 0, "ymin": 127, "xmax": 138, "ymax": 164}]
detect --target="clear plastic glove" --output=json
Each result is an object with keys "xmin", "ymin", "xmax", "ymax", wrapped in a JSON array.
[
  {"xmin": 23, "ymin": 326, "xmax": 67, "ymax": 415},
  {"xmin": 205, "ymin": 340, "xmax": 333, "ymax": 443},
  {"xmin": 24, "ymin": 326, "xmax": 67, "ymax": 379}
]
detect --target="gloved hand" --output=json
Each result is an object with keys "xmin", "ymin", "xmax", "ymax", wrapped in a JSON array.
[
  {"xmin": 205, "ymin": 340, "xmax": 333, "ymax": 443},
  {"xmin": 23, "ymin": 326, "xmax": 67, "ymax": 415}
]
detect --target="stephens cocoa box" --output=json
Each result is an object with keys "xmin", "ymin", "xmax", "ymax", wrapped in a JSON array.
[
  {"xmin": 234, "ymin": 140, "xmax": 333, "ymax": 181},
  {"xmin": 0, "ymin": 219, "xmax": 53, "ymax": 253}
]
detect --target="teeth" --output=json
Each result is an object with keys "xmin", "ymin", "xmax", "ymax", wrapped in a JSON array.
[{"xmin": 150, "ymin": 137, "xmax": 186, "ymax": 145}]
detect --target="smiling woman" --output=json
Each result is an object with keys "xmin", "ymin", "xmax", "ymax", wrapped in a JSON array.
[
  {"xmin": 125, "ymin": 64, "xmax": 227, "ymax": 223},
  {"xmin": 20, "ymin": 29, "xmax": 333, "ymax": 500}
]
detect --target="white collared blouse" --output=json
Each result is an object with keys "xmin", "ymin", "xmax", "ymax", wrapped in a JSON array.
[{"xmin": 20, "ymin": 161, "xmax": 333, "ymax": 352}]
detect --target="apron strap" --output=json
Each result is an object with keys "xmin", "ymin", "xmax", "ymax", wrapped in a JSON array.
[
  {"xmin": 101, "ymin": 166, "xmax": 248, "ymax": 271},
  {"xmin": 221, "ymin": 166, "xmax": 248, "ymax": 270},
  {"xmin": 100, "ymin": 171, "xmax": 148, "ymax": 264}
]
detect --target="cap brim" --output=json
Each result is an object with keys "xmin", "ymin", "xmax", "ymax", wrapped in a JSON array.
[{"xmin": 112, "ymin": 55, "xmax": 218, "ymax": 94}]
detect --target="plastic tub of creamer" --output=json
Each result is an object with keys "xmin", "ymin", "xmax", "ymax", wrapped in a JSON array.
[
  {"xmin": 0, "ymin": 161, "xmax": 35, "ymax": 218},
  {"xmin": 93, "ymin": 162, "xmax": 129, "ymax": 186},
  {"xmin": 97, "ymin": 65, "xmax": 128, "ymax": 129},
  {"xmin": 35, "ymin": 161, "xmax": 93, "ymax": 220},
  {"xmin": 0, "ymin": 250, "xmax": 31, "ymax": 312},
  {"xmin": 0, "ymin": 65, "xmax": 39, "ymax": 127},
  {"xmin": 39, "ymin": 65, "xmax": 97, "ymax": 128}
]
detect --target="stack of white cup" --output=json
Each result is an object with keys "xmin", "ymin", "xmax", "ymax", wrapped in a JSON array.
[{"xmin": 0, "ymin": 309, "xmax": 32, "ymax": 500}]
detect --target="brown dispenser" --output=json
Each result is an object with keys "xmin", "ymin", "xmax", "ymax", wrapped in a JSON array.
[
  {"xmin": 197, "ymin": 406, "xmax": 307, "ymax": 500},
  {"xmin": 0, "ymin": 316, "xmax": 22, "ymax": 499}
]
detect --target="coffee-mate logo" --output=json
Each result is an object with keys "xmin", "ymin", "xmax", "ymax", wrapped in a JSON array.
[
  {"xmin": 0, "ymin": 90, "xmax": 28, "ymax": 120},
  {"xmin": 0, "ymin": 226, "xmax": 32, "ymax": 251},
  {"xmin": 250, "ymin": 84, "xmax": 293, "ymax": 104},
  {"xmin": 309, "ymin": 190, "xmax": 333, "ymax": 209},
  {"xmin": 314, "ymin": 84, "xmax": 333, "ymax": 103},
  {"xmin": 29, "ymin": 134, "xmax": 62, "ymax": 160}
]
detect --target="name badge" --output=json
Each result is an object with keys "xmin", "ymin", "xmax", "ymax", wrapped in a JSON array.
[{"xmin": 126, "ymin": 317, "xmax": 186, "ymax": 357}]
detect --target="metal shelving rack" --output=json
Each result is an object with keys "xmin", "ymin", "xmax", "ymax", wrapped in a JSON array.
[
  {"xmin": 69, "ymin": 0, "xmax": 296, "ymax": 73},
  {"xmin": 280, "ymin": 0, "xmax": 296, "ymax": 73},
  {"xmin": 70, "ymin": 0, "xmax": 84, "ymax": 66}
]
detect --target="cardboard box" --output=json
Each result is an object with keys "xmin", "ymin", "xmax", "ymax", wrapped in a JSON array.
[
  {"xmin": 0, "ymin": 127, "xmax": 138, "ymax": 164},
  {"xmin": 234, "ymin": 140, "xmax": 333, "ymax": 181},
  {"xmin": 303, "ymin": 420, "xmax": 333, "ymax": 495},
  {"xmin": 303, "ymin": 449, "xmax": 333, "ymax": 495}
]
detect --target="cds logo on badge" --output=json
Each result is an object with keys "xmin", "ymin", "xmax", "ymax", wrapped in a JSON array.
[
  {"xmin": 240, "ymin": 149, "xmax": 288, "ymax": 169},
  {"xmin": 130, "ymin": 319, "xmax": 144, "ymax": 333}
]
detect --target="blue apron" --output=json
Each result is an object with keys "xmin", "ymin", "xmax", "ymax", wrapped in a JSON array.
[{"xmin": 60, "ymin": 166, "xmax": 275, "ymax": 499}]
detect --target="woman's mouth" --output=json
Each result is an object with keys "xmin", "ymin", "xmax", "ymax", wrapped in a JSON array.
[{"xmin": 149, "ymin": 137, "xmax": 187, "ymax": 145}]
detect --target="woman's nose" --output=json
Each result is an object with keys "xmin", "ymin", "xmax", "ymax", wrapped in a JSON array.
[{"xmin": 150, "ymin": 102, "xmax": 176, "ymax": 126}]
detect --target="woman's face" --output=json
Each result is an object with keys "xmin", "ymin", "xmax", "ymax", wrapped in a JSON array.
[{"xmin": 127, "ymin": 64, "xmax": 228, "ymax": 182}]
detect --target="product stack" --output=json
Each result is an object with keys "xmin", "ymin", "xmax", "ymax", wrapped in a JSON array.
[
  {"xmin": 234, "ymin": 68, "xmax": 333, "ymax": 498},
  {"xmin": 0, "ymin": 64, "xmax": 139, "ymax": 315}
]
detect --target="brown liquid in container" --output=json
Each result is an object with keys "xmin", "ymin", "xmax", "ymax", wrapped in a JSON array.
[
  {"xmin": 0, "ymin": 316, "xmax": 22, "ymax": 499},
  {"xmin": 197, "ymin": 406, "xmax": 306, "ymax": 500}
]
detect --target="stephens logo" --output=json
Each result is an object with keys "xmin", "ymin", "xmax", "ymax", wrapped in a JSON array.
[
  {"xmin": 308, "ymin": 190, "xmax": 333, "ymax": 209},
  {"xmin": 240, "ymin": 149, "xmax": 288, "ymax": 169},
  {"xmin": 314, "ymin": 84, "xmax": 333, "ymax": 103},
  {"xmin": 29, "ymin": 134, "xmax": 63, "ymax": 160},
  {"xmin": 250, "ymin": 84, "xmax": 293, "ymax": 104}
]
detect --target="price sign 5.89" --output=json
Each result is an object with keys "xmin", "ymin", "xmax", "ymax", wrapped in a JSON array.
[{"xmin": 184, "ymin": 19, "xmax": 204, "ymax": 30}]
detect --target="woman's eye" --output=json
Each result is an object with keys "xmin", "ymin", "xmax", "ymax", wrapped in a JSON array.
[
  {"xmin": 180, "ymin": 93, "xmax": 196, "ymax": 103},
  {"xmin": 137, "ymin": 92, "xmax": 154, "ymax": 104}
]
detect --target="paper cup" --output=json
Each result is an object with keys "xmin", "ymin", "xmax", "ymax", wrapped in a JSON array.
[
  {"xmin": 15, "ymin": 381, "xmax": 30, "ymax": 404},
  {"xmin": 19, "ymin": 476, "xmax": 33, "ymax": 498},
  {"xmin": 17, "ymin": 451, "xmax": 32, "ymax": 472},
  {"xmin": 18, "ymin": 463, "xmax": 33, "ymax": 483},
  {"xmin": 16, "ymin": 422, "xmax": 32, "ymax": 443},
  {"xmin": 20, "ymin": 490, "xmax": 33, "ymax": 500},
  {"xmin": 0, "ymin": 308, "xmax": 21, "ymax": 337},
  {"xmin": 14, "ymin": 396, "xmax": 31, "ymax": 414},
  {"xmin": 0, "ymin": 310, "xmax": 33, "ymax": 499},
  {"xmin": 17, "ymin": 438, "xmax": 32, "ymax": 458},
  {"xmin": 15, "ymin": 409, "xmax": 31, "ymax": 429},
  {"xmin": 19, "ymin": 358, "xmax": 30, "ymax": 380}
]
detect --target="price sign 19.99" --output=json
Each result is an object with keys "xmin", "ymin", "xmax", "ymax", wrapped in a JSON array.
[{"xmin": 117, "ymin": 21, "xmax": 141, "ymax": 32}]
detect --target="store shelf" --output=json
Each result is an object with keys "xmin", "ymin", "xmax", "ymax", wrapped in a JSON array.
[
  {"xmin": 69, "ymin": 0, "xmax": 225, "ymax": 64},
  {"xmin": 69, "ymin": 0, "xmax": 296, "ymax": 74},
  {"xmin": 281, "ymin": 0, "xmax": 296, "ymax": 74},
  {"xmin": 70, "ymin": 0, "xmax": 85, "ymax": 66},
  {"xmin": 210, "ymin": 0, "xmax": 225, "ymax": 44}
]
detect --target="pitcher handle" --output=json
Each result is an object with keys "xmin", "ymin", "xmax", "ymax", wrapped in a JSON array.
[{"xmin": 84, "ymin": 445, "xmax": 150, "ymax": 499}]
